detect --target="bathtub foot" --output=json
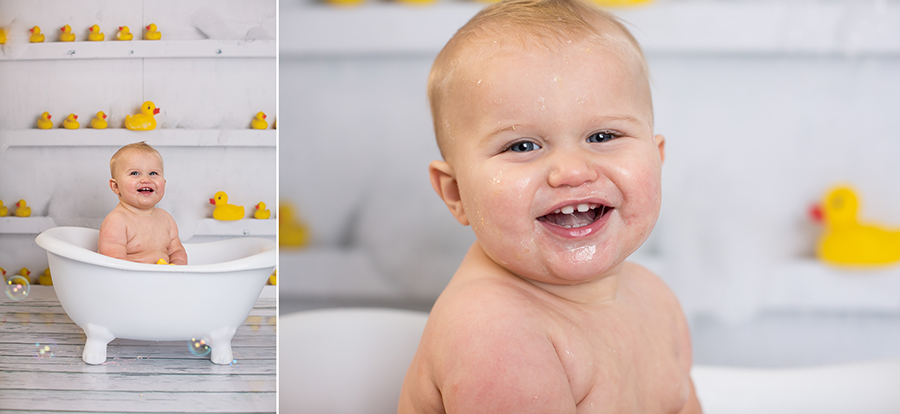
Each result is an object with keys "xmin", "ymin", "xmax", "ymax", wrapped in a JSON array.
[
  {"xmin": 82, "ymin": 324, "xmax": 115, "ymax": 365},
  {"xmin": 209, "ymin": 326, "xmax": 237, "ymax": 365}
]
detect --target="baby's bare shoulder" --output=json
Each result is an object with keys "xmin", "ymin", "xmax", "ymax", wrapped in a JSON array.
[{"xmin": 423, "ymin": 277, "xmax": 576, "ymax": 412}]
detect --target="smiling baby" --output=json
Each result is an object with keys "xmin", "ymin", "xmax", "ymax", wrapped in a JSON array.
[
  {"xmin": 98, "ymin": 142, "xmax": 187, "ymax": 265},
  {"xmin": 398, "ymin": 0, "xmax": 700, "ymax": 412}
]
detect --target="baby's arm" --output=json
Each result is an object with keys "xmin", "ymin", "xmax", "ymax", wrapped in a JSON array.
[
  {"xmin": 434, "ymin": 288, "xmax": 576, "ymax": 413},
  {"xmin": 98, "ymin": 212, "xmax": 128, "ymax": 260},
  {"xmin": 164, "ymin": 212, "xmax": 187, "ymax": 265}
]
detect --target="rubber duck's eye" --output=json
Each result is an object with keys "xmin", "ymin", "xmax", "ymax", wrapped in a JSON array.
[
  {"xmin": 832, "ymin": 196, "xmax": 844, "ymax": 210},
  {"xmin": 508, "ymin": 141, "xmax": 540, "ymax": 153},
  {"xmin": 587, "ymin": 132, "xmax": 616, "ymax": 143}
]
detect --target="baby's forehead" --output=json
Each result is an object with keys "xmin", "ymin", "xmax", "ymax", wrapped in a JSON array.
[{"xmin": 113, "ymin": 149, "xmax": 164, "ymax": 171}]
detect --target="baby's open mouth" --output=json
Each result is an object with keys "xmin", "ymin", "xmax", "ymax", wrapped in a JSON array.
[
  {"xmin": 138, "ymin": 187, "xmax": 154, "ymax": 193},
  {"xmin": 538, "ymin": 203, "xmax": 611, "ymax": 229}
]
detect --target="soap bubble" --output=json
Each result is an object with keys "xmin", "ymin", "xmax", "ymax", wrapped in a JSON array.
[
  {"xmin": 188, "ymin": 334, "xmax": 211, "ymax": 357},
  {"xmin": 34, "ymin": 338, "xmax": 57, "ymax": 358},
  {"xmin": 5, "ymin": 275, "xmax": 30, "ymax": 300}
]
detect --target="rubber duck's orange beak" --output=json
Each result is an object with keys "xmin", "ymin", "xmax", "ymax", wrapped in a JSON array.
[
  {"xmin": 103, "ymin": 114, "xmax": 107, "ymax": 119},
  {"xmin": 16, "ymin": 201, "xmax": 20, "ymax": 207},
  {"xmin": 810, "ymin": 204, "xmax": 823, "ymax": 223},
  {"xmin": 119, "ymin": 26, "xmax": 123, "ymax": 31},
  {"xmin": 154, "ymin": 108, "xmax": 160, "ymax": 115},
  {"xmin": 263, "ymin": 115, "xmax": 267, "ymax": 119},
  {"xmin": 61, "ymin": 27, "xmax": 65, "ymax": 32},
  {"xmin": 73, "ymin": 115, "xmax": 78, "ymax": 120},
  {"xmin": 30, "ymin": 28, "xmax": 34, "ymax": 33},
  {"xmin": 147, "ymin": 25, "xmax": 151, "ymax": 30},
  {"xmin": 210, "ymin": 199, "xmax": 216, "ymax": 205},
  {"xmin": 47, "ymin": 115, "xmax": 52, "ymax": 120}
]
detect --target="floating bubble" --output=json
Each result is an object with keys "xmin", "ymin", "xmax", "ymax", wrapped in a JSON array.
[
  {"xmin": 188, "ymin": 334, "xmax": 211, "ymax": 356},
  {"xmin": 5, "ymin": 275, "xmax": 30, "ymax": 300},
  {"xmin": 34, "ymin": 338, "xmax": 57, "ymax": 358}
]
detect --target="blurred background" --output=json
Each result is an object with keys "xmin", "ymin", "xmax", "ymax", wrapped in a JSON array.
[{"xmin": 279, "ymin": 0, "xmax": 900, "ymax": 367}]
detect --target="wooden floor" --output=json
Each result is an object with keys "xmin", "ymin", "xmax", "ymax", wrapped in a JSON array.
[{"xmin": 0, "ymin": 286, "xmax": 276, "ymax": 414}]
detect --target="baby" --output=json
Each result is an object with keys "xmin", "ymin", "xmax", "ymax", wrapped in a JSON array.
[
  {"xmin": 98, "ymin": 142, "xmax": 187, "ymax": 265},
  {"xmin": 399, "ymin": 0, "xmax": 700, "ymax": 412}
]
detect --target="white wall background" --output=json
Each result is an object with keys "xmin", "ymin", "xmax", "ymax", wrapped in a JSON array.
[{"xmin": 0, "ymin": 0, "xmax": 276, "ymax": 279}]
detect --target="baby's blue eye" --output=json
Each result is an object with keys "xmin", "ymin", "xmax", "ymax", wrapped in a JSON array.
[
  {"xmin": 587, "ymin": 132, "xmax": 617, "ymax": 143},
  {"xmin": 508, "ymin": 141, "xmax": 540, "ymax": 153},
  {"xmin": 130, "ymin": 171, "xmax": 139, "ymax": 176},
  {"xmin": 150, "ymin": 172, "xmax": 158, "ymax": 176}
]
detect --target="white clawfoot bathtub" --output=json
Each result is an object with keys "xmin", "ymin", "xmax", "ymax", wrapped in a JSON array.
[
  {"xmin": 279, "ymin": 308, "xmax": 900, "ymax": 414},
  {"xmin": 35, "ymin": 226, "xmax": 275, "ymax": 365}
]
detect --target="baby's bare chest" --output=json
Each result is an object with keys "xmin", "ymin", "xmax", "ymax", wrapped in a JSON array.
[
  {"xmin": 552, "ymin": 306, "xmax": 689, "ymax": 413},
  {"xmin": 125, "ymin": 216, "xmax": 172, "ymax": 253}
]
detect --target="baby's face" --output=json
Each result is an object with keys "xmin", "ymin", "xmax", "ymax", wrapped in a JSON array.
[
  {"xmin": 111, "ymin": 150, "xmax": 166, "ymax": 210},
  {"xmin": 441, "ymin": 39, "xmax": 663, "ymax": 286}
]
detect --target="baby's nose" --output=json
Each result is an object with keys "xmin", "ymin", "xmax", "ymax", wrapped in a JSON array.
[{"xmin": 547, "ymin": 151, "xmax": 599, "ymax": 188}]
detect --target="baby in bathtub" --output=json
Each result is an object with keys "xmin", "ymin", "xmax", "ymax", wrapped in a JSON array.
[
  {"xmin": 399, "ymin": 0, "xmax": 699, "ymax": 412},
  {"xmin": 98, "ymin": 142, "xmax": 187, "ymax": 265}
]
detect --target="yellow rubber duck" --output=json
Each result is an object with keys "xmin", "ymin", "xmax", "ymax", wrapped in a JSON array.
[
  {"xmin": 59, "ymin": 25, "xmax": 75, "ymax": 42},
  {"xmin": 324, "ymin": 0, "xmax": 366, "ymax": 6},
  {"xmin": 116, "ymin": 26, "xmax": 133, "ymax": 41},
  {"xmin": 279, "ymin": 201, "xmax": 310, "ymax": 247},
  {"xmin": 125, "ymin": 101, "xmax": 159, "ymax": 131},
  {"xmin": 37, "ymin": 112, "xmax": 53, "ymax": 129},
  {"xmin": 14, "ymin": 200, "xmax": 31, "ymax": 217},
  {"xmin": 0, "ymin": 29, "xmax": 7, "ymax": 44},
  {"xmin": 39, "ymin": 268, "xmax": 52, "ymax": 286},
  {"xmin": 29, "ymin": 26, "xmax": 45, "ymax": 43},
  {"xmin": 156, "ymin": 259, "xmax": 174, "ymax": 265},
  {"xmin": 0, "ymin": 268, "xmax": 5, "ymax": 280},
  {"xmin": 811, "ymin": 185, "xmax": 900, "ymax": 266},
  {"xmin": 268, "ymin": 269, "xmax": 276, "ymax": 285},
  {"xmin": 62, "ymin": 114, "xmax": 80, "ymax": 129},
  {"xmin": 254, "ymin": 202, "xmax": 271, "ymax": 219},
  {"xmin": 209, "ymin": 191, "xmax": 245, "ymax": 221},
  {"xmin": 88, "ymin": 24, "xmax": 104, "ymax": 41},
  {"xmin": 91, "ymin": 111, "xmax": 108, "ymax": 129},
  {"xmin": 0, "ymin": 200, "xmax": 7, "ymax": 217},
  {"xmin": 144, "ymin": 23, "xmax": 161, "ymax": 41},
  {"xmin": 251, "ymin": 112, "xmax": 268, "ymax": 130},
  {"xmin": 18, "ymin": 268, "xmax": 31, "ymax": 282}
]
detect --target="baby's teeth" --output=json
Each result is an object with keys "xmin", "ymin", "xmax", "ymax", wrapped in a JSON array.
[
  {"xmin": 577, "ymin": 204, "xmax": 590, "ymax": 212},
  {"xmin": 560, "ymin": 206, "xmax": 575, "ymax": 215},
  {"xmin": 554, "ymin": 209, "xmax": 561, "ymax": 214}
]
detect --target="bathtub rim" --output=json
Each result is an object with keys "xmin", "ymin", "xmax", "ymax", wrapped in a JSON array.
[{"xmin": 36, "ymin": 226, "xmax": 275, "ymax": 273}]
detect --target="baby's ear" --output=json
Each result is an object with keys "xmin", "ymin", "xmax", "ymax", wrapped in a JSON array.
[
  {"xmin": 109, "ymin": 178, "xmax": 120, "ymax": 195},
  {"xmin": 429, "ymin": 160, "xmax": 469, "ymax": 226}
]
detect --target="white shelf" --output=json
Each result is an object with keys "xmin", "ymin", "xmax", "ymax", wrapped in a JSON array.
[
  {"xmin": 763, "ymin": 259, "xmax": 900, "ymax": 313},
  {"xmin": 0, "ymin": 129, "xmax": 275, "ymax": 149},
  {"xmin": 193, "ymin": 218, "xmax": 276, "ymax": 237},
  {"xmin": 283, "ymin": 2, "xmax": 900, "ymax": 57},
  {"xmin": 0, "ymin": 217, "xmax": 56, "ymax": 234},
  {"xmin": 0, "ymin": 39, "xmax": 275, "ymax": 61}
]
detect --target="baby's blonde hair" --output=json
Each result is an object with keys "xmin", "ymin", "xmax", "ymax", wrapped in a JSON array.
[
  {"xmin": 110, "ymin": 141, "xmax": 163, "ymax": 178},
  {"xmin": 428, "ymin": 0, "xmax": 650, "ymax": 159}
]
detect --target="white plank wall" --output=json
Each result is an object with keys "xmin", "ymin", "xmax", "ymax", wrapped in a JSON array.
[{"xmin": 0, "ymin": 287, "xmax": 276, "ymax": 413}]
